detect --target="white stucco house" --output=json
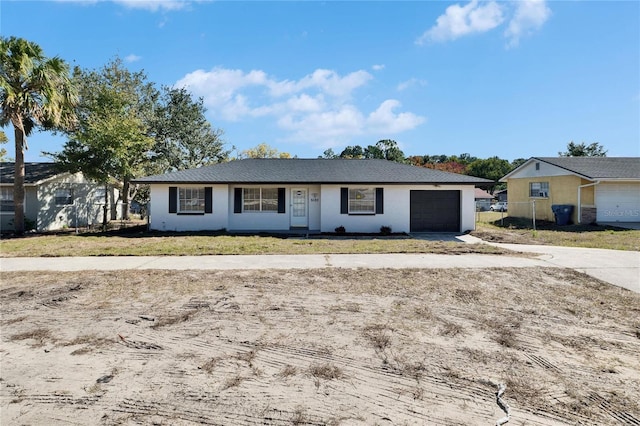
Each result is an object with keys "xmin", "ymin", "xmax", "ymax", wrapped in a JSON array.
[
  {"xmin": 133, "ymin": 158, "xmax": 493, "ymax": 234},
  {"xmin": 0, "ymin": 162, "xmax": 121, "ymax": 232}
]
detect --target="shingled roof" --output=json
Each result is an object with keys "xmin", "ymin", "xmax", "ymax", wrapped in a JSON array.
[
  {"xmin": 133, "ymin": 158, "xmax": 493, "ymax": 186},
  {"xmin": 0, "ymin": 162, "xmax": 65, "ymax": 185},
  {"xmin": 533, "ymin": 157, "xmax": 640, "ymax": 180}
]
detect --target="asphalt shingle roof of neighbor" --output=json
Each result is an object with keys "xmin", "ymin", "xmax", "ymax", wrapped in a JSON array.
[
  {"xmin": 0, "ymin": 162, "xmax": 63, "ymax": 185},
  {"xmin": 534, "ymin": 157, "xmax": 640, "ymax": 179},
  {"xmin": 133, "ymin": 158, "xmax": 494, "ymax": 185}
]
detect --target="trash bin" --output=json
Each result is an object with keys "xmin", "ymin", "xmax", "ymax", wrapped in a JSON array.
[{"xmin": 551, "ymin": 204, "xmax": 574, "ymax": 225}]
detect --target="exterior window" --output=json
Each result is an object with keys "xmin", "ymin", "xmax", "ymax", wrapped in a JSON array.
[
  {"xmin": 0, "ymin": 187, "xmax": 14, "ymax": 212},
  {"xmin": 349, "ymin": 188, "xmax": 375, "ymax": 214},
  {"xmin": 55, "ymin": 188, "xmax": 74, "ymax": 206},
  {"xmin": 243, "ymin": 188, "xmax": 278, "ymax": 212},
  {"xmin": 529, "ymin": 182, "xmax": 549, "ymax": 198},
  {"xmin": 179, "ymin": 187, "xmax": 205, "ymax": 213}
]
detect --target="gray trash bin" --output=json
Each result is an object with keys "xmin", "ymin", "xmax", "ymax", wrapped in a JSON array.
[{"xmin": 551, "ymin": 204, "xmax": 574, "ymax": 225}]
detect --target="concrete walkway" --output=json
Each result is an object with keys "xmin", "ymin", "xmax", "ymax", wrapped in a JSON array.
[{"xmin": 1, "ymin": 240, "xmax": 638, "ymax": 293}]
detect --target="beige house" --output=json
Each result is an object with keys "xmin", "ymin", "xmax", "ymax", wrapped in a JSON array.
[
  {"xmin": 500, "ymin": 157, "xmax": 640, "ymax": 225},
  {"xmin": 0, "ymin": 162, "xmax": 121, "ymax": 232}
]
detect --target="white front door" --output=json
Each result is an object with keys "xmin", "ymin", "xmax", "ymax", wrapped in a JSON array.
[{"xmin": 290, "ymin": 188, "xmax": 308, "ymax": 228}]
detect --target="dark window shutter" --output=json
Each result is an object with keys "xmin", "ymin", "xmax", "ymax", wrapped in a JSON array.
[
  {"xmin": 234, "ymin": 188, "xmax": 242, "ymax": 213},
  {"xmin": 340, "ymin": 187, "xmax": 348, "ymax": 214},
  {"xmin": 169, "ymin": 187, "xmax": 177, "ymax": 213},
  {"xmin": 204, "ymin": 187, "xmax": 213, "ymax": 213},
  {"xmin": 277, "ymin": 188, "xmax": 286, "ymax": 213},
  {"xmin": 375, "ymin": 187, "xmax": 384, "ymax": 214}
]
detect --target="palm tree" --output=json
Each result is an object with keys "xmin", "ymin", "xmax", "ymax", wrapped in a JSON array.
[{"xmin": 0, "ymin": 37, "xmax": 77, "ymax": 234}]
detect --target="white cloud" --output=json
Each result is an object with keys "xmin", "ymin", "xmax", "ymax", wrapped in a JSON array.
[
  {"xmin": 372, "ymin": 64, "xmax": 385, "ymax": 71},
  {"xmin": 124, "ymin": 54, "xmax": 141, "ymax": 63},
  {"xmin": 504, "ymin": 0, "xmax": 552, "ymax": 48},
  {"xmin": 367, "ymin": 100, "xmax": 426, "ymax": 133},
  {"xmin": 112, "ymin": 0, "xmax": 190, "ymax": 12},
  {"xmin": 175, "ymin": 66, "xmax": 425, "ymax": 144},
  {"xmin": 416, "ymin": 0, "xmax": 504, "ymax": 44},
  {"xmin": 397, "ymin": 78, "xmax": 427, "ymax": 92}
]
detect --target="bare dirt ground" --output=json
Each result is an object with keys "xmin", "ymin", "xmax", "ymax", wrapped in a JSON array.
[{"xmin": 1, "ymin": 268, "xmax": 639, "ymax": 425}]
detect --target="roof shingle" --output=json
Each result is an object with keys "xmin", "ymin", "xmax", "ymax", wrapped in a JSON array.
[
  {"xmin": 533, "ymin": 157, "xmax": 640, "ymax": 179},
  {"xmin": 133, "ymin": 158, "xmax": 493, "ymax": 185},
  {"xmin": 0, "ymin": 162, "xmax": 64, "ymax": 185}
]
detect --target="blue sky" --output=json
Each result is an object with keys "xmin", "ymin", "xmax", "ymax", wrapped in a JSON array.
[{"xmin": 2, "ymin": 0, "xmax": 639, "ymax": 162}]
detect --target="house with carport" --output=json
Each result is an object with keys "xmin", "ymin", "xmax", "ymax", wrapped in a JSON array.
[
  {"xmin": 500, "ymin": 157, "xmax": 640, "ymax": 225},
  {"xmin": 134, "ymin": 158, "xmax": 493, "ymax": 234}
]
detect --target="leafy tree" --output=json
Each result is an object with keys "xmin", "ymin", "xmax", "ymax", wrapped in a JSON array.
[
  {"xmin": 0, "ymin": 130, "xmax": 9, "ymax": 162},
  {"xmin": 339, "ymin": 145, "xmax": 365, "ymax": 159},
  {"xmin": 559, "ymin": 141, "xmax": 607, "ymax": 157},
  {"xmin": 150, "ymin": 87, "xmax": 228, "ymax": 172},
  {"xmin": 0, "ymin": 36, "xmax": 77, "ymax": 234},
  {"xmin": 240, "ymin": 142, "xmax": 290, "ymax": 159},
  {"xmin": 50, "ymin": 58, "xmax": 156, "ymax": 225},
  {"xmin": 511, "ymin": 158, "xmax": 527, "ymax": 169},
  {"xmin": 320, "ymin": 148, "xmax": 337, "ymax": 159},
  {"xmin": 366, "ymin": 139, "xmax": 405, "ymax": 162},
  {"xmin": 467, "ymin": 156, "xmax": 512, "ymax": 192}
]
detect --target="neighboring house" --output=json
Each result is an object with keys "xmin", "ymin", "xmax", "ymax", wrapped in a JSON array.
[
  {"xmin": 500, "ymin": 157, "xmax": 640, "ymax": 224},
  {"xmin": 494, "ymin": 188, "xmax": 508, "ymax": 202},
  {"xmin": 133, "ymin": 158, "xmax": 493, "ymax": 233},
  {"xmin": 474, "ymin": 188, "xmax": 495, "ymax": 211},
  {"xmin": 0, "ymin": 162, "xmax": 121, "ymax": 232}
]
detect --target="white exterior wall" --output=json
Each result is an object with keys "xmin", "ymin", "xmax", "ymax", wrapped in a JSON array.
[
  {"xmin": 320, "ymin": 184, "xmax": 477, "ymax": 234},
  {"xmin": 37, "ymin": 173, "xmax": 122, "ymax": 231},
  {"xmin": 148, "ymin": 183, "xmax": 478, "ymax": 233},
  {"xmin": 149, "ymin": 184, "xmax": 229, "ymax": 232}
]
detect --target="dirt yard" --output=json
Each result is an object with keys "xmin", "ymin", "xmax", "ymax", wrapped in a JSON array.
[{"xmin": 1, "ymin": 268, "xmax": 639, "ymax": 425}]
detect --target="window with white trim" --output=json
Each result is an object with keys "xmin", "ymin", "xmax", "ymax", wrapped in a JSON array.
[
  {"xmin": 55, "ymin": 188, "xmax": 74, "ymax": 206},
  {"xmin": 349, "ymin": 188, "xmax": 375, "ymax": 214},
  {"xmin": 529, "ymin": 182, "xmax": 549, "ymax": 198},
  {"xmin": 179, "ymin": 187, "xmax": 205, "ymax": 213},
  {"xmin": 243, "ymin": 188, "xmax": 278, "ymax": 212},
  {"xmin": 0, "ymin": 187, "xmax": 14, "ymax": 212}
]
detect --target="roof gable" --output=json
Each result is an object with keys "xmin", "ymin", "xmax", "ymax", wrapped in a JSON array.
[
  {"xmin": 133, "ymin": 158, "xmax": 493, "ymax": 185},
  {"xmin": 0, "ymin": 162, "xmax": 67, "ymax": 185},
  {"xmin": 501, "ymin": 157, "xmax": 640, "ymax": 181}
]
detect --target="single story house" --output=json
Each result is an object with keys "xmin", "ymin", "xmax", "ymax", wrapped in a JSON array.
[
  {"xmin": 499, "ymin": 157, "xmax": 640, "ymax": 224},
  {"xmin": 133, "ymin": 158, "xmax": 493, "ymax": 234},
  {"xmin": 474, "ymin": 188, "xmax": 495, "ymax": 211},
  {"xmin": 0, "ymin": 162, "xmax": 121, "ymax": 232}
]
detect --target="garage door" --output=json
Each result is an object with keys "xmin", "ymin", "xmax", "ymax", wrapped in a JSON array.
[
  {"xmin": 596, "ymin": 183, "xmax": 640, "ymax": 223},
  {"xmin": 410, "ymin": 190, "xmax": 460, "ymax": 232}
]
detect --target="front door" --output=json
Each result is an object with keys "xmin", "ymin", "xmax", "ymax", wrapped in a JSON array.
[{"xmin": 290, "ymin": 188, "xmax": 308, "ymax": 228}]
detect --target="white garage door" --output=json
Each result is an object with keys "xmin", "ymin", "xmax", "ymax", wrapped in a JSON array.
[{"xmin": 596, "ymin": 183, "xmax": 640, "ymax": 222}]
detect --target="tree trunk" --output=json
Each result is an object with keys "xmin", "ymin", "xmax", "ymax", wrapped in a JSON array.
[
  {"xmin": 13, "ymin": 127, "xmax": 25, "ymax": 235},
  {"xmin": 122, "ymin": 178, "xmax": 130, "ymax": 221}
]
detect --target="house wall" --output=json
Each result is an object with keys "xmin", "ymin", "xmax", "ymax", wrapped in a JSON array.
[
  {"xmin": 319, "ymin": 184, "xmax": 476, "ymax": 233},
  {"xmin": 506, "ymin": 175, "xmax": 590, "ymax": 223},
  {"xmin": 36, "ymin": 173, "xmax": 121, "ymax": 231},
  {"xmin": 149, "ymin": 184, "xmax": 229, "ymax": 231},
  {"xmin": 148, "ymin": 183, "xmax": 478, "ymax": 233}
]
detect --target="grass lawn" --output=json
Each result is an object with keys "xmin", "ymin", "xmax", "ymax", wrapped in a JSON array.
[
  {"xmin": 1, "ymin": 214, "xmax": 637, "ymax": 256},
  {"xmin": 0, "ymin": 227, "xmax": 510, "ymax": 257},
  {"xmin": 473, "ymin": 211, "xmax": 640, "ymax": 251}
]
